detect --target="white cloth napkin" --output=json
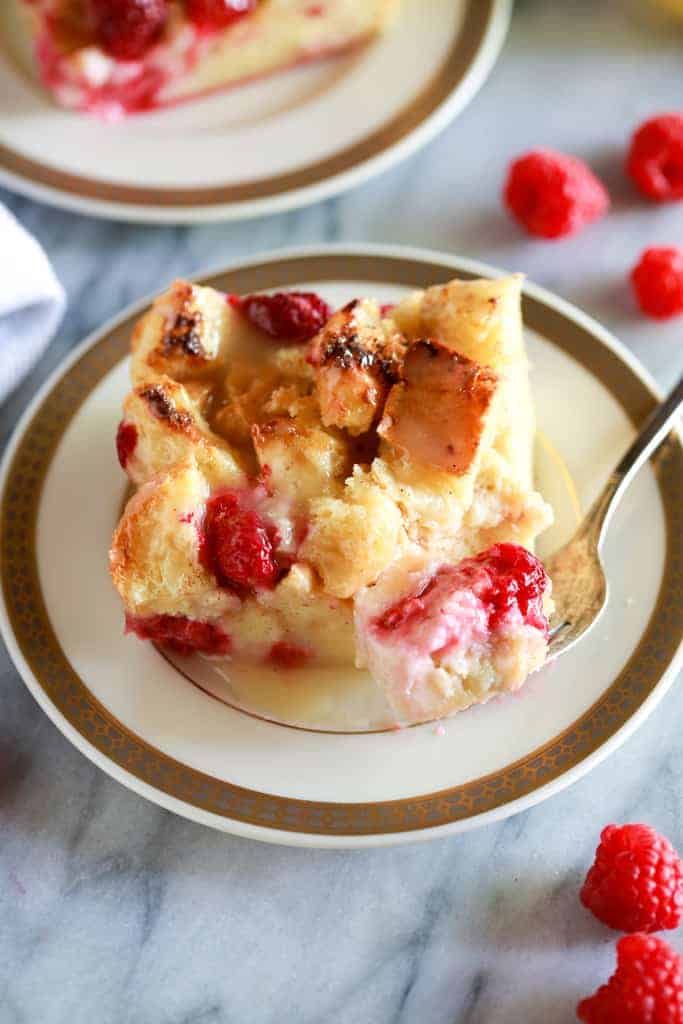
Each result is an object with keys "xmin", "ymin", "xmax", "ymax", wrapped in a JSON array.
[{"xmin": 0, "ymin": 205, "xmax": 66, "ymax": 405}]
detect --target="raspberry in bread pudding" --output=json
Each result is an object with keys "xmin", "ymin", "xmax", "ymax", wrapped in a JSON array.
[
  {"xmin": 109, "ymin": 275, "xmax": 554, "ymax": 725},
  {"xmin": 12, "ymin": 0, "xmax": 399, "ymax": 117}
]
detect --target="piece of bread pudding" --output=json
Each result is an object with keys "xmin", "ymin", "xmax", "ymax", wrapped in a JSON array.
[{"xmin": 110, "ymin": 274, "xmax": 553, "ymax": 724}]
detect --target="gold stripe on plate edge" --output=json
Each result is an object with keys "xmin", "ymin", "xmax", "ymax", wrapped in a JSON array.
[
  {"xmin": 0, "ymin": 1, "xmax": 496, "ymax": 208},
  {"xmin": 1, "ymin": 253, "xmax": 682, "ymax": 836}
]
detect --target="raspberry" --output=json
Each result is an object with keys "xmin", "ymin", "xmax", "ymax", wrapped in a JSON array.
[
  {"xmin": 238, "ymin": 291, "xmax": 331, "ymax": 343},
  {"xmin": 91, "ymin": 0, "xmax": 168, "ymax": 60},
  {"xmin": 472, "ymin": 543, "xmax": 549, "ymax": 631},
  {"xmin": 627, "ymin": 114, "xmax": 683, "ymax": 202},
  {"xmin": 268, "ymin": 642, "xmax": 310, "ymax": 669},
  {"xmin": 581, "ymin": 824, "xmax": 683, "ymax": 933},
  {"xmin": 115, "ymin": 421, "xmax": 137, "ymax": 468},
  {"xmin": 577, "ymin": 933, "xmax": 683, "ymax": 1024},
  {"xmin": 631, "ymin": 247, "xmax": 683, "ymax": 319},
  {"xmin": 187, "ymin": 0, "xmax": 257, "ymax": 30},
  {"xmin": 125, "ymin": 613, "xmax": 231, "ymax": 655},
  {"xmin": 503, "ymin": 148, "xmax": 609, "ymax": 239},
  {"xmin": 376, "ymin": 543, "xmax": 549, "ymax": 637},
  {"xmin": 201, "ymin": 491, "xmax": 279, "ymax": 591}
]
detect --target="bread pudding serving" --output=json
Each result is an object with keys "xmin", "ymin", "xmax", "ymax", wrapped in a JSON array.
[
  {"xmin": 109, "ymin": 274, "xmax": 554, "ymax": 725},
  {"xmin": 13, "ymin": 0, "xmax": 399, "ymax": 117}
]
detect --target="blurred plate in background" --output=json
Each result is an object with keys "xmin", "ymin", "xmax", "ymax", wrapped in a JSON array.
[{"xmin": 0, "ymin": 0, "xmax": 511, "ymax": 223}]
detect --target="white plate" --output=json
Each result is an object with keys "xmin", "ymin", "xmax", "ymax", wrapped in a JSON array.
[
  {"xmin": 0, "ymin": 1, "xmax": 510, "ymax": 223},
  {"xmin": 1, "ymin": 245, "xmax": 681, "ymax": 847}
]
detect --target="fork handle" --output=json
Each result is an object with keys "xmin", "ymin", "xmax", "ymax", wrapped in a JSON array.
[{"xmin": 583, "ymin": 374, "xmax": 683, "ymax": 549}]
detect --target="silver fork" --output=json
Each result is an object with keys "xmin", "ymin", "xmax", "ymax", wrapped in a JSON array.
[{"xmin": 547, "ymin": 373, "xmax": 683, "ymax": 659}]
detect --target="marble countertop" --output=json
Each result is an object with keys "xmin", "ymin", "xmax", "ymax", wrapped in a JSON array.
[{"xmin": 1, "ymin": 2, "xmax": 682, "ymax": 1021}]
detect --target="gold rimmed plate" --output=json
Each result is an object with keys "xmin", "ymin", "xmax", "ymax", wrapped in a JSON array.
[
  {"xmin": 1, "ymin": 246, "xmax": 681, "ymax": 847},
  {"xmin": 0, "ymin": 0, "xmax": 510, "ymax": 223}
]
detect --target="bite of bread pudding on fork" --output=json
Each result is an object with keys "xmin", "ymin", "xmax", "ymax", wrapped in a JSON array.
[{"xmin": 109, "ymin": 273, "xmax": 554, "ymax": 725}]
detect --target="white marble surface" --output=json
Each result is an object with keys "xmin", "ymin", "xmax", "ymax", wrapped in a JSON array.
[{"xmin": 1, "ymin": 2, "xmax": 682, "ymax": 1021}]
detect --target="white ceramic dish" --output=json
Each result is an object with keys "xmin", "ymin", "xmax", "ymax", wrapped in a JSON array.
[
  {"xmin": 0, "ymin": 1, "xmax": 511, "ymax": 223},
  {"xmin": 1, "ymin": 245, "xmax": 681, "ymax": 847}
]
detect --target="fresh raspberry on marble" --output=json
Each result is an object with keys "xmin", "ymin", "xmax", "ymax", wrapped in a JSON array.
[
  {"xmin": 577, "ymin": 933, "xmax": 683, "ymax": 1024},
  {"xmin": 503, "ymin": 148, "xmax": 609, "ymax": 238},
  {"xmin": 581, "ymin": 824, "xmax": 683, "ymax": 933},
  {"xmin": 631, "ymin": 247, "xmax": 683, "ymax": 319},
  {"xmin": 237, "ymin": 291, "xmax": 331, "ymax": 342},
  {"xmin": 627, "ymin": 114, "xmax": 683, "ymax": 201},
  {"xmin": 91, "ymin": 0, "xmax": 168, "ymax": 60},
  {"xmin": 187, "ymin": 0, "xmax": 257, "ymax": 30}
]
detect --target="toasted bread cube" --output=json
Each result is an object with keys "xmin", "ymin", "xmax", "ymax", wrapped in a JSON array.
[
  {"xmin": 300, "ymin": 474, "xmax": 403, "ymax": 598},
  {"xmin": 391, "ymin": 275, "xmax": 534, "ymax": 486},
  {"xmin": 368, "ymin": 452, "xmax": 477, "ymax": 553},
  {"xmin": 212, "ymin": 362, "xmax": 283, "ymax": 450},
  {"xmin": 121, "ymin": 376, "xmax": 244, "ymax": 488},
  {"xmin": 392, "ymin": 275, "xmax": 525, "ymax": 368},
  {"xmin": 213, "ymin": 353, "xmax": 314, "ymax": 448},
  {"xmin": 252, "ymin": 416, "xmax": 352, "ymax": 502},
  {"xmin": 309, "ymin": 300, "xmax": 405, "ymax": 436},
  {"xmin": 131, "ymin": 280, "xmax": 236, "ymax": 385},
  {"xmin": 378, "ymin": 340, "xmax": 499, "ymax": 475}
]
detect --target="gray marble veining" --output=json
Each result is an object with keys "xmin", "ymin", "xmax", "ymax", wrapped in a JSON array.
[{"xmin": 1, "ymin": 2, "xmax": 682, "ymax": 1021}]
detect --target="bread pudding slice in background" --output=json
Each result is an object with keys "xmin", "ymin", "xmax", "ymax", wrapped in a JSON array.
[
  {"xmin": 13, "ymin": 0, "xmax": 400, "ymax": 117},
  {"xmin": 110, "ymin": 275, "xmax": 553, "ymax": 724}
]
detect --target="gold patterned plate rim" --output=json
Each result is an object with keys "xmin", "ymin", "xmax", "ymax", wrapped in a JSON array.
[
  {"xmin": 0, "ymin": 1, "xmax": 510, "ymax": 223},
  {"xmin": 1, "ymin": 246, "xmax": 682, "ymax": 848}
]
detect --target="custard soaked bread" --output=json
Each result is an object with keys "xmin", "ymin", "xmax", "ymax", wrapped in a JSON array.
[{"xmin": 110, "ymin": 275, "xmax": 553, "ymax": 723}]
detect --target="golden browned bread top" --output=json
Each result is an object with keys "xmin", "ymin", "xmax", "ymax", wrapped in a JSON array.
[{"xmin": 110, "ymin": 276, "xmax": 551, "ymax": 619}]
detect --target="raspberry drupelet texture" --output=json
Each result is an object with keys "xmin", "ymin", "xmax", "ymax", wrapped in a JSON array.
[
  {"xmin": 187, "ymin": 0, "xmax": 258, "ymax": 30},
  {"xmin": 471, "ymin": 543, "xmax": 549, "ymax": 632},
  {"xmin": 201, "ymin": 491, "xmax": 280, "ymax": 591},
  {"xmin": 375, "ymin": 543, "xmax": 550, "ymax": 639},
  {"xmin": 627, "ymin": 114, "xmax": 683, "ymax": 202},
  {"xmin": 238, "ymin": 291, "xmax": 331, "ymax": 342},
  {"xmin": 631, "ymin": 247, "xmax": 683, "ymax": 319},
  {"xmin": 580, "ymin": 824, "xmax": 683, "ymax": 934},
  {"xmin": 576, "ymin": 933, "xmax": 683, "ymax": 1024},
  {"xmin": 91, "ymin": 0, "xmax": 168, "ymax": 60},
  {"xmin": 503, "ymin": 148, "xmax": 609, "ymax": 239}
]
